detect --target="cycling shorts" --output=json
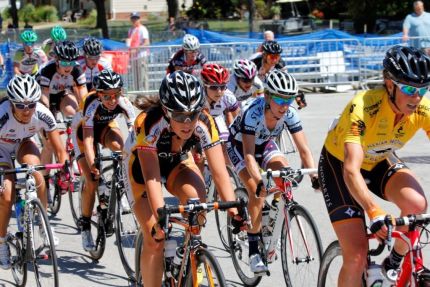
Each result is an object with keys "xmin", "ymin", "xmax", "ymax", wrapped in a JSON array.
[
  {"xmin": 0, "ymin": 138, "xmax": 37, "ymax": 168},
  {"xmin": 318, "ymin": 146, "xmax": 408, "ymax": 225},
  {"xmin": 73, "ymin": 121, "xmax": 119, "ymax": 158},
  {"xmin": 226, "ymin": 138, "xmax": 283, "ymax": 174}
]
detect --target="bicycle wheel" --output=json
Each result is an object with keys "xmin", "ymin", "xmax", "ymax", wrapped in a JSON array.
[
  {"xmin": 115, "ymin": 188, "xmax": 138, "ymax": 281},
  {"xmin": 48, "ymin": 173, "xmax": 61, "ymax": 216},
  {"xmin": 317, "ymin": 241, "xmax": 342, "ymax": 287},
  {"xmin": 281, "ymin": 204, "xmax": 323, "ymax": 286},
  {"xmin": 30, "ymin": 199, "xmax": 59, "ymax": 287},
  {"xmin": 214, "ymin": 166, "xmax": 242, "ymax": 251},
  {"xmin": 69, "ymin": 174, "xmax": 82, "ymax": 228},
  {"xmin": 134, "ymin": 229, "xmax": 143, "ymax": 286},
  {"xmin": 227, "ymin": 187, "xmax": 262, "ymax": 287},
  {"xmin": 184, "ymin": 248, "xmax": 227, "ymax": 287},
  {"xmin": 9, "ymin": 233, "xmax": 27, "ymax": 287},
  {"xmin": 277, "ymin": 129, "xmax": 303, "ymax": 183}
]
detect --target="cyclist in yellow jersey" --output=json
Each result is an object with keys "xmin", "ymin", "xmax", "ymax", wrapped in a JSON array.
[
  {"xmin": 318, "ymin": 45, "xmax": 430, "ymax": 287},
  {"xmin": 122, "ymin": 71, "xmax": 246, "ymax": 287}
]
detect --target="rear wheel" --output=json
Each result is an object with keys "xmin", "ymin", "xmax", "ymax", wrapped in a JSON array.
[
  {"xmin": 185, "ymin": 248, "xmax": 227, "ymax": 287},
  {"xmin": 30, "ymin": 199, "xmax": 59, "ymax": 287},
  {"xmin": 317, "ymin": 241, "xmax": 342, "ymax": 287},
  {"xmin": 9, "ymin": 233, "xmax": 27, "ymax": 287},
  {"xmin": 88, "ymin": 208, "xmax": 106, "ymax": 260}
]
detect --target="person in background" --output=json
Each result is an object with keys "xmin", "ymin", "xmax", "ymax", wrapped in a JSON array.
[
  {"xmin": 257, "ymin": 30, "xmax": 275, "ymax": 52},
  {"xmin": 166, "ymin": 34, "xmax": 207, "ymax": 75},
  {"xmin": 126, "ymin": 12, "xmax": 150, "ymax": 48},
  {"xmin": 42, "ymin": 25, "xmax": 68, "ymax": 62},
  {"xmin": 403, "ymin": 0, "xmax": 430, "ymax": 55},
  {"xmin": 13, "ymin": 30, "xmax": 47, "ymax": 76}
]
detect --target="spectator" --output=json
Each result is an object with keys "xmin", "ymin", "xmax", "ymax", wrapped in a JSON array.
[
  {"xmin": 126, "ymin": 12, "xmax": 150, "ymax": 48},
  {"xmin": 403, "ymin": 0, "xmax": 430, "ymax": 55},
  {"xmin": 257, "ymin": 30, "xmax": 275, "ymax": 52}
]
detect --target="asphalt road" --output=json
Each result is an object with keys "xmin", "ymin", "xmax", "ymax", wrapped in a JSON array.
[{"xmin": 1, "ymin": 91, "xmax": 430, "ymax": 286}]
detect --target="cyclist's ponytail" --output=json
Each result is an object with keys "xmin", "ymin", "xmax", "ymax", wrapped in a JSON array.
[{"xmin": 133, "ymin": 94, "xmax": 161, "ymax": 112}]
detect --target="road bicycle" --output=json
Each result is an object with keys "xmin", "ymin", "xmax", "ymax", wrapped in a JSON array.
[
  {"xmin": 4, "ymin": 163, "xmax": 67, "ymax": 287},
  {"xmin": 47, "ymin": 118, "xmax": 81, "ymax": 217},
  {"xmin": 135, "ymin": 198, "xmax": 248, "ymax": 286},
  {"xmin": 276, "ymin": 129, "xmax": 303, "ymax": 184},
  {"xmin": 203, "ymin": 162, "xmax": 242, "ymax": 251},
  {"xmin": 228, "ymin": 167, "xmax": 323, "ymax": 286},
  {"xmin": 69, "ymin": 148, "xmax": 138, "ymax": 281},
  {"xmin": 318, "ymin": 214, "xmax": 430, "ymax": 287}
]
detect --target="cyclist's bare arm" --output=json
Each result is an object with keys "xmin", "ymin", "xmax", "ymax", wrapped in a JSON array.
[
  {"xmin": 82, "ymin": 127, "xmax": 98, "ymax": 175},
  {"xmin": 225, "ymin": 109, "xmax": 240, "ymax": 126},
  {"xmin": 242, "ymin": 133, "xmax": 262, "ymax": 186},
  {"xmin": 74, "ymin": 85, "xmax": 88, "ymax": 104},
  {"xmin": 41, "ymin": 86, "xmax": 50, "ymax": 108},
  {"xmin": 13, "ymin": 63, "xmax": 22, "ymax": 75},
  {"xmin": 47, "ymin": 129, "xmax": 68, "ymax": 164}
]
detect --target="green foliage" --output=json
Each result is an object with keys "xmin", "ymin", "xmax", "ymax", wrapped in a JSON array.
[
  {"xmin": 18, "ymin": 4, "xmax": 35, "ymax": 22},
  {"xmin": 77, "ymin": 9, "xmax": 97, "ymax": 26},
  {"xmin": 32, "ymin": 5, "xmax": 59, "ymax": 22},
  {"xmin": 2, "ymin": 7, "xmax": 11, "ymax": 20}
]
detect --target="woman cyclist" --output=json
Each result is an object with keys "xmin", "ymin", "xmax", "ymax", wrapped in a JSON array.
[
  {"xmin": 166, "ymin": 34, "xmax": 207, "ymax": 75},
  {"xmin": 42, "ymin": 25, "xmax": 67, "ymax": 62},
  {"xmin": 78, "ymin": 37, "xmax": 112, "ymax": 91},
  {"xmin": 250, "ymin": 40, "xmax": 286, "ymax": 81},
  {"xmin": 0, "ymin": 75, "xmax": 68, "ymax": 269},
  {"xmin": 72, "ymin": 69, "xmax": 135, "ymax": 252},
  {"xmin": 227, "ymin": 69, "xmax": 319, "ymax": 274},
  {"xmin": 123, "ymin": 71, "xmax": 245, "ymax": 286},
  {"xmin": 13, "ymin": 30, "xmax": 47, "ymax": 76},
  {"xmin": 318, "ymin": 45, "xmax": 430, "ymax": 287}
]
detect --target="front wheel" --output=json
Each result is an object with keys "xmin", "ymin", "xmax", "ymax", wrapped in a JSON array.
[
  {"xmin": 134, "ymin": 229, "xmax": 143, "ymax": 286},
  {"xmin": 9, "ymin": 233, "xmax": 27, "ymax": 287},
  {"xmin": 48, "ymin": 173, "xmax": 61, "ymax": 216},
  {"xmin": 317, "ymin": 240, "xmax": 342, "ymax": 287},
  {"xmin": 69, "ymin": 175, "xmax": 82, "ymax": 228},
  {"xmin": 281, "ymin": 204, "xmax": 323, "ymax": 286},
  {"xmin": 185, "ymin": 248, "xmax": 227, "ymax": 287}
]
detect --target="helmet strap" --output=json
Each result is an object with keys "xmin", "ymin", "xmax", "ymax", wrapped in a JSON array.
[
  {"xmin": 387, "ymin": 83, "xmax": 402, "ymax": 113},
  {"xmin": 265, "ymin": 100, "xmax": 281, "ymax": 121}
]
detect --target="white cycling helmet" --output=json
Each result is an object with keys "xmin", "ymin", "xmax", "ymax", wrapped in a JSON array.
[
  {"xmin": 233, "ymin": 59, "xmax": 257, "ymax": 80},
  {"xmin": 265, "ymin": 69, "xmax": 298, "ymax": 98},
  {"xmin": 183, "ymin": 34, "xmax": 200, "ymax": 51},
  {"xmin": 7, "ymin": 74, "xmax": 41, "ymax": 103}
]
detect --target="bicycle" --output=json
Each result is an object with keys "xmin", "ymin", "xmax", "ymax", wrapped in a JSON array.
[
  {"xmin": 70, "ymin": 147, "xmax": 138, "ymax": 281},
  {"xmin": 47, "ymin": 118, "xmax": 81, "ymax": 217},
  {"xmin": 227, "ymin": 167, "xmax": 323, "ymax": 286},
  {"xmin": 276, "ymin": 129, "xmax": 303, "ymax": 184},
  {"xmin": 4, "ymin": 163, "xmax": 67, "ymax": 287},
  {"xmin": 135, "ymin": 198, "xmax": 248, "ymax": 286},
  {"xmin": 318, "ymin": 214, "xmax": 430, "ymax": 287},
  {"xmin": 203, "ymin": 162, "xmax": 242, "ymax": 251}
]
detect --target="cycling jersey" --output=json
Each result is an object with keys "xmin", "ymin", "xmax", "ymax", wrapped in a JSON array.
[
  {"xmin": 13, "ymin": 47, "xmax": 48, "ymax": 76},
  {"xmin": 250, "ymin": 53, "xmax": 286, "ymax": 81},
  {"xmin": 207, "ymin": 89, "xmax": 239, "ymax": 141},
  {"xmin": 166, "ymin": 49, "xmax": 207, "ymax": 74},
  {"xmin": 38, "ymin": 61, "xmax": 86, "ymax": 105},
  {"xmin": 77, "ymin": 57, "xmax": 112, "ymax": 90},
  {"xmin": 324, "ymin": 88, "xmax": 430, "ymax": 171},
  {"xmin": 226, "ymin": 75, "xmax": 264, "ymax": 108},
  {"xmin": 42, "ymin": 39, "xmax": 56, "ymax": 61},
  {"xmin": 229, "ymin": 97, "xmax": 302, "ymax": 148}
]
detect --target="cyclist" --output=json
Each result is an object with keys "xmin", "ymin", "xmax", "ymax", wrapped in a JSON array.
[
  {"xmin": 123, "ymin": 71, "xmax": 246, "ymax": 286},
  {"xmin": 38, "ymin": 40, "xmax": 87, "ymax": 192},
  {"xmin": 13, "ymin": 30, "xmax": 47, "ymax": 76},
  {"xmin": 317, "ymin": 45, "xmax": 430, "ymax": 287},
  {"xmin": 78, "ymin": 37, "xmax": 112, "ymax": 91},
  {"xmin": 42, "ymin": 25, "xmax": 67, "ymax": 62},
  {"xmin": 166, "ymin": 34, "xmax": 207, "ymax": 75},
  {"xmin": 227, "ymin": 69, "xmax": 319, "ymax": 274},
  {"xmin": 227, "ymin": 59, "xmax": 264, "ymax": 109},
  {"xmin": 71, "ymin": 69, "xmax": 135, "ymax": 252},
  {"xmin": 0, "ymin": 75, "xmax": 68, "ymax": 269}
]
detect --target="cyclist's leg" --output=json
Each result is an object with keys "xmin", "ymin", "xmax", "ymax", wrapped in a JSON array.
[
  {"xmin": 60, "ymin": 93, "xmax": 78, "ymax": 118},
  {"xmin": 78, "ymin": 156, "xmax": 98, "ymax": 218},
  {"xmin": 318, "ymin": 147, "xmax": 368, "ymax": 287},
  {"xmin": 0, "ymin": 146, "xmax": 15, "ymax": 239},
  {"xmin": 101, "ymin": 125, "xmax": 124, "ymax": 151},
  {"xmin": 16, "ymin": 139, "xmax": 46, "ymax": 206}
]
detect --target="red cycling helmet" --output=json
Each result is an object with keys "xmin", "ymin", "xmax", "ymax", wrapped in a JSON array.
[{"xmin": 201, "ymin": 63, "xmax": 229, "ymax": 85}]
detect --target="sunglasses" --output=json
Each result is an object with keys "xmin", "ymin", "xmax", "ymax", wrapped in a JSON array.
[
  {"xmin": 239, "ymin": 77, "xmax": 254, "ymax": 84},
  {"xmin": 165, "ymin": 110, "xmax": 201, "ymax": 123},
  {"xmin": 206, "ymin": 85, "xmax": 227, "ymax": 91},
  {"xmin": 266, "ymin": 53, "xmax": 281, "ymax": 61},
  {"xmin": 100, "ymin": 92, "xmax": 121, "ymax": 101},
  {"xmin": 58, "ymin": 60, "xmax": 76, "ymax": 67},
  {"xmin": 23, "ymin": 42, "xmax": 34, "ymax": 47},
  {"xmin": 12, "ymin": 102, "xmax": 37, "ymax": 110},
  {"xmin": 392, "ymin": 80, "xmax": 429, "ymax": 97},
  {"xmin": 271, "ymin": 95, "xmax": 294, "ymax": 106}
]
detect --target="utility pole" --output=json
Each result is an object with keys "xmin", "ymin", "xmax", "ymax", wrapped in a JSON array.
[{"xmin": 248, "ymin": 0, "xmax": 254, "ymax": 36}]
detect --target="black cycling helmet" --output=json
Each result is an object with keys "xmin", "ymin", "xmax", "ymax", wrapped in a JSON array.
[
  {"xmin": 54, "ymin": 40, "xmax": 79, "ymax": 61},
  {"xmin": 93, "ymin": 69, "xmax": 123, "ymax": 91},
  {"xmin": 262, "ymin": 40, "xmax": 283, "ymax": 54},
  {"xmin": 83, "ymin": 37, "xmax": 103, "ymax": 56},
  {"xmin": 383, "ymin": 45, "xmax": 430, "ymax": 86},
  {"xmin": 159, "ymin": 71, "xmax": 205, "ymax": 113}
]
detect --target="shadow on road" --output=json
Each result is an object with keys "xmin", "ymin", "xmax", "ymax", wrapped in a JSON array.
[{"xmin": 401, "ymin": 156, "xmax": 430, "ymax": 164}]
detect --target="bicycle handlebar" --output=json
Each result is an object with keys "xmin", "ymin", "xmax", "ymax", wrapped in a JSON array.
[
  {"xmin": 157, "ymin": 199, "xmax": 246, "ymax": 218},
  {"xmin": 0, "ymin": 162, "xmax": 66, "ymax": 175}
]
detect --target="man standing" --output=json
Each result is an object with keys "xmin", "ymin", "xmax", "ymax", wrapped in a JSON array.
[
  {"xmin": 403, "ymin": 0, "xmax": 430, "ymax": 54},
  {"xmin": 126, "ymin": 12, "xmax": 150, "ymax": 48}
]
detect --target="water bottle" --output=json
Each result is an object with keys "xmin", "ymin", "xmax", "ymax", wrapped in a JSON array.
[
  {"xmin": 366, "ymin": 263, "xmax": 384, "ymax": 287},
  {"xmin": 164, "ymin": 239, "xmax": 177, "ymax": 278},
  {"xmin": 268, "ymin": 198, "xmax": 280, "ymax": 229},
  {"xmin": 172, "ymin": 246, "xmax": 185, "ymax": 279},
  {"xmin": 98, "ymin": 178, "xmax": 110, "ymax": 210},
  {"xmin": 15, "ymin": 190, "xmax": 26, "ymax": 232}
]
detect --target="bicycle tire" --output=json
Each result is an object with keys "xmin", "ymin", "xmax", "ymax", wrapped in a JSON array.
[
  {"xmin": 276, "ymin": 129, "xmax": 303, "ymax": 183},
  {"xmin": 10, "ymin": 233, "xmax": 27, "ymax": 287},
  {"xmin": 134, "ymin": 229, "xmax": 144, "ymax": 286},
  {"xmin": 227, "ymin": 187, "xmax": 262, "ymax": 287},
  {"xmin": 214, "ymin": 165, "xmax": 242, "ymax": 251},
  {"xmin": 48, "ymin": 174, "xmax": 62, "ymax": 216},
  {"xmin": 184, "ymin": 248, "xmax": 227, "ymax": 287},
  {"xmin": 30, "ymin": 199, "xmax": 59, "ymax": 287},
  {"xmin": 281, "ymin": 204, "xmax": 323, "ymax": 287},
  {"xmin": 69, "ymin": 173, "xmax": 83, "ymax": 228},
  {"xmin": 115, "ymin": 187, "xmax": 138, "ymax": 281},
  {"xmin": 317, "ymin": 240, "xmax": 342, "ymax": 287}
]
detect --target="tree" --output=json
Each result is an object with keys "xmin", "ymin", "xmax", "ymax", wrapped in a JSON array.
[
  {"xmin": 10, "ymin": 0, "xmax": 18, "ymax": 28},
  {"xmin": 167, "ymin": 0, "xmax": 178, "ymax": 19},
  {"xmin": 92, "ymin": 0, "xmax": 109, "ymax": 38}
]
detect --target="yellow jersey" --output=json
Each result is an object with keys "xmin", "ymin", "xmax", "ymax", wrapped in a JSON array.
[{"xmin": 324, "ymin": 88, "xmax": 430, "ymax": 171}]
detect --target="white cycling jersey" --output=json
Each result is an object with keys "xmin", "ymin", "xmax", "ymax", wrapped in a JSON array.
[
  {"xmin": 38, "ymin": 61, "xmax": 86, "ymax": 96},
  {"xmin": 13, "ymin": 47, "xmax": 48, "ymax": 76},
  {"xmin": 77, "ymin": 56, "xmax": 112, "ymax": 90},
  {"xmin": 207, "ymin": 89, "xmax": 239, "ymax": 141},
  {"xmin": 226, "ymin": 75, "xmax": 264, "ymax": 105}
]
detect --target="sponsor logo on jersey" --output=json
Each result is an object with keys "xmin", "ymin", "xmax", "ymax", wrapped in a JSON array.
[{"xmin": 37, "ymin": 111, "xmax": 55, "ymax": 130}]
